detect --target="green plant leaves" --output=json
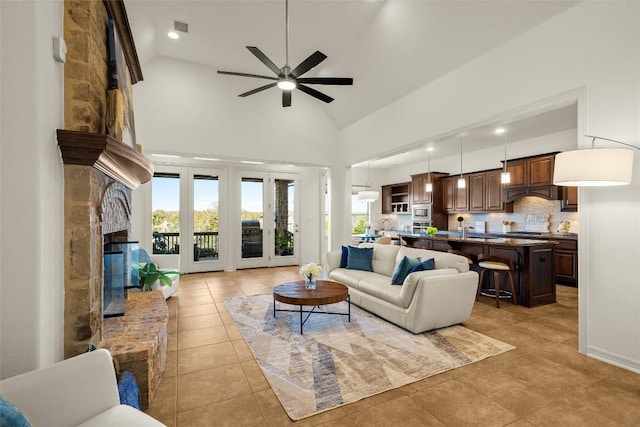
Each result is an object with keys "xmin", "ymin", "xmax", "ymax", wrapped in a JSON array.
[{"xmin": 134, "ymin": 262, "xmax": 181, "ymax": 291}]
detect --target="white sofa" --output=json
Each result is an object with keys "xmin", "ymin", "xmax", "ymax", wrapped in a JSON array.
[
  {"xmin": 0, "ymin": 349, "xmax": 165, "ymax": 426},
  {"xmin": 326, "ymin": 243, "xmax": 479, "ymax": 333}
]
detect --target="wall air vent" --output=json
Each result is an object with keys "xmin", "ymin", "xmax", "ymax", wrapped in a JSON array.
[{"xmin": 174, "ymin": 20, "xmax": 189, "ymax": 34}]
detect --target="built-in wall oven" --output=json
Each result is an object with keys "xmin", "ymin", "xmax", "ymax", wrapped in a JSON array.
[{"xmin": 412, "ymin": 204, "xmax": 433, "ymax": 234}]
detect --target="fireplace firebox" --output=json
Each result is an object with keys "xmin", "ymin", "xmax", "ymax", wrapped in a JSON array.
[{"xmin": 103, "ymin": 240, "xmax": 140, "ymax": 317}]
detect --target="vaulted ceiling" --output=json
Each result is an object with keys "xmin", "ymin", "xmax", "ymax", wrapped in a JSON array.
[{"xmin": 126, "ymin": 0, "xmax": 578, "ymax": 131}]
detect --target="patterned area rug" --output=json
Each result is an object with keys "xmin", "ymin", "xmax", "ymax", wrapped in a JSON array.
[{"xmin": 225, "ymin": 294, "xmax": 514, "ymax": 421}]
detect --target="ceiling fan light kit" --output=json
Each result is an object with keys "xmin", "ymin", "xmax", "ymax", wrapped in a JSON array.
[{"xmin": 217, "ymin": 0, "xmax": 353, "ymax": 107}]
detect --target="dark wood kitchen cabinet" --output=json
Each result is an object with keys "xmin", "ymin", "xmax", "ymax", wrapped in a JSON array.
[
  {"xmin": 469, "ymin": 172, "xmax": 486, "ymax": 211},
  {"xmin": 381, "ymin": 182, "xmax": 410, "ymax": 214},
  {"xmin": 503, "ymin": 153, "xmax": 558, "ymax": 202},
  {"xmin": 504, "ymin": 154, "xmax": 555, "ymax": 189},
  {"xmin": 442, "ymin": 177, "xmax": 455, "ymax": 212},
  {"xmin": 504, "ymin": 160, "xmax": 526, "ymax": 188},
  {"xmin": 528, "ymin": 155, "xmax": 555, "ymax": 186},
  {"xmin": 560, "ymin": 186, "xmax": 578, "ymax": 211},
  {"xmin": 381, "ymin": 186, "xmax": 392, "ymax": 214},
  {"xmin": 443, "ymin": 171, "xmax": 511, "ymax": 213},
  {"xmin": 454, "ymin": 176, "xmax": 469, "ymax": 211},
  {"xmin": 442, "ymin": 175, "xmax": 469, "ymax": 212},
  {"xmin": 411, "ymin": 172, "xmax": 448, "ymax": 205},
  {"xmin": 555, "ymin": 239, "xmax": 578, "ymax": 286},
  {"xmin": 411, "ymin": 173, "xmax": 431, "ymax": 204},
  {"xmin": 485, "ymin": 169, "xmax": 512, "ymax": 212}
]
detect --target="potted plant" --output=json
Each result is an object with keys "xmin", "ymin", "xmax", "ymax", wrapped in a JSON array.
[{"xmin": 135, "ymin": 262, "xmax": 181, "ymax": 292}]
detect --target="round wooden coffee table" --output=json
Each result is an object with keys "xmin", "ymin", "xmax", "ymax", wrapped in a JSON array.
[{"xmin": 273, "ymin": 280, "xmax": 350, "ymax": 334}]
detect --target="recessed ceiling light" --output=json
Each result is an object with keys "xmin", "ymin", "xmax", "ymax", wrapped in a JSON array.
[
  {"xmin": 193, "ymin": 157, "xmax": 219, "ymax": 161},
  {"xmin": 426, "ymin": 147, "xmax": 434, "ymax": 152},
  {"xmin": 495, "ymin": 127, "xmax": 506, "ymax": 134},
  {"xmin": 152, "ymin": 153, "xmax": 180, "ymax": 158},
  {"xmin": 241, "ymin": 160, "xmax": 264, "ymax": 165},
  {"xmin": 167, "ymin": 31, "xmax": 180, "ymax": 40}
]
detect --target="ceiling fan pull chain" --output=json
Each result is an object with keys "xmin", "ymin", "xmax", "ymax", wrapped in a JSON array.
[{"xmin": 285, "ymin": 0, "xmax": 290, "ymax": 72}]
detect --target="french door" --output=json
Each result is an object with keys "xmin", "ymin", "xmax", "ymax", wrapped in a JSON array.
[
  {"xmin": 237, "ymin": 172, "xmax": 299, "ymax": 269},
  {"xmin": 186, "ymin": 167, "xmax": 225, "ymax": 273}
]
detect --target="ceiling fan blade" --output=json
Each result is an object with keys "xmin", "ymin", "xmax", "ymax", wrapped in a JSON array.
[
  {"xmin": 297, "ymin": 77, "xmax": 353, "ymax": 85},
  {"xmin": 290, "ymin": 51, "xmax": 327, "ymax": 78},
  {"xmin": 282, "ymin": 91, "xmax": 292, "ymax": 107},
  {"xmin": 246, "ymin": 46, "xmax": 281, "ymax": 76},
  {"xmin": 297, "ymin": 84, "xmax": 334, "ymax": 104},
  {"xmin": 217, "ymin": 70, "xmax": 278, "ymax": 81},
  {"xmin": 239, "ymin": 82, "xmax": 277, "ymax": 97}
]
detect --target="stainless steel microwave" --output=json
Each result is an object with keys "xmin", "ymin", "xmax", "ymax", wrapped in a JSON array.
[{"xmin": 412, "ymin": 204, "xmax": 432, "ymax": 222}]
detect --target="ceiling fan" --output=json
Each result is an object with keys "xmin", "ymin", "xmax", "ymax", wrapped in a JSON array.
[{"xmin": 217, "ymin": 0, "xmax": 353, "ymax": 107}]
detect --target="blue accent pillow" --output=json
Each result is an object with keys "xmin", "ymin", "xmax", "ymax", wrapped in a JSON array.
[
  {"xmin": 0, "ymin": 396, "xmax": 31, "ymax": 427},
  {"xmin": 346, "ymin": 246, "xmax": 374, "ymax": 271},
  {"xmin": 340, "ymin": 245, "xmax": 349, "ymax": 268},
  {"xmin": 391, "ymin": 256, "xmax": 421, "ymax": 285},
  {"xmin": 117, "ymin": 371, "xmax": 141, "ymax": 409},
  {"xmin": 409, "ymin": 258, "xmax": 435, "ymax": 273}
]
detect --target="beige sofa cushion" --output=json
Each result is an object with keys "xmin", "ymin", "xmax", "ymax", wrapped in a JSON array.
[
  {"xmin": 356, "ymin": 274, "xmax": 404, "ymax": 306},
  {"xmin": 329, "ymin": 268, "xmax": 378, "ymax": 291},
  {"xmin": 397, "ymin": 246, "xmax": 469, "ymax": 273},
  {"xmin": 359, "ymin": 243, "xmax": 400, "ymax": 276}
]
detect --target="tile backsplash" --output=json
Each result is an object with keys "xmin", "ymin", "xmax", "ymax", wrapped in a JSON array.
[{"xmin": 448, "ymin": 196, "xmax": 579, "ymax": 234}]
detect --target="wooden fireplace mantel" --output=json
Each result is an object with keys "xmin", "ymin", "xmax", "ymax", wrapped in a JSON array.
[{"xmin": 57, "ymin": 129, "xmax": 154, "ymax": 189}]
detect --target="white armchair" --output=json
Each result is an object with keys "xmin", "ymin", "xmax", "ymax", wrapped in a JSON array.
[
  {"xmin": 134, "ymin": 248, "xmax": 180, "ymax": 299},
  {"xmin": 0, "ymin": 349, "xmax": 165, "ymax": 426},
  {"xmin": 150, "ymin": 253, "xmax": 180, "ymax": 299}
]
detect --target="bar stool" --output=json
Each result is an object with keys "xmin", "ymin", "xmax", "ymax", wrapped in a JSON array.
[{"xmin": 476, "ymin": 254, "xmax": 518, "ymax": 308}]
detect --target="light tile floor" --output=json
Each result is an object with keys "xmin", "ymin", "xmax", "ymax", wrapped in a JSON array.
[{"xmin": 145, "ymin": 267, "xmax": 640, "ymax": 426}]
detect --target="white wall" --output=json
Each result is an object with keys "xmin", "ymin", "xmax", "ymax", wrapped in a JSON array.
[
  {"xmin": 340, "ymin": 2, "xmax": 640, "ymax": 372},
  {"xmin": 0, "ymin": 0, "xmax": 65, "ymax": 378}
]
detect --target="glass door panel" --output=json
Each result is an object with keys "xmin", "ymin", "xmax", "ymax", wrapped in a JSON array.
[
  {"xmin": 268, "ymin": 173, "xmax": 299, "ymax": 267},
  {"xmin": 193, "ymin": 174, "xmax": 219, "ymax": 262},
  {"xmin": 273, "ymin": 178, "xmax": 295, "ymax": 258},
  {"xmin": 241, "ymin": 177, "xmax": 264, "ymax": 260},
  {"xmin": 151, "ymin": 173, "xmax": 180, "ymax": 255}
]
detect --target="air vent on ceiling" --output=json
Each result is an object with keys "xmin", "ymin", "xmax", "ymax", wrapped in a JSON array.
[{"xmin": 174, "ymin": 20, "xmax": 189, "ymax": 34}]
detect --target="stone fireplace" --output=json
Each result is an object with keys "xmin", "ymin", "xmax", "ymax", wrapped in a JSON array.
[
  {"xmin": 59, "ymin": 0, "xmax": 149, "ymax": 358},
  {"xmin": 61, "ymin": 163, "xmax": 135, "ymax": 356}
]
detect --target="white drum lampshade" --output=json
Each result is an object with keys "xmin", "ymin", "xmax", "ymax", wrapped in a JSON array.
[
  {"xmin": 553, "ymin": 148, "xmax": 634, "ymax": 186},
  {"xmin": 357, "ymin": 190, "xmax": 379, "ymax": 202}
]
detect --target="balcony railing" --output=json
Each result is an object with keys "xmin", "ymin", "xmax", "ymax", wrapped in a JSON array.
[{"xmin": 152, "ymin": 231, "xmax": 219, "ymax": 261}]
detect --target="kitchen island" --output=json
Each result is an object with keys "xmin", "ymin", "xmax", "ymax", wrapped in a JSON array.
[{"xmin": 400, "ymin": 233, "xmax": 557, "ymax": 307}]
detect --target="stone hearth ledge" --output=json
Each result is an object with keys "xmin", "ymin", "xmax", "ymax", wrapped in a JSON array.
[{"xmin": 100, "ymin": 291, "xmax": 168, "ymax": 409}]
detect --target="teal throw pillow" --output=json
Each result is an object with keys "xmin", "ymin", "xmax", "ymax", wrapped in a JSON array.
[
  {"xmin": 346, "ymin": 246, "xmax": 373, "ymax": 271},
  {"xmin": 409, "ymin": 258, "xmax": 435, "ymax": 273},
  {"xmin": 0, "ymin": 396, "xmax": 31, "ymax": 427},
  {"xmin": 391, "ymin": 256, "xmax": 421, "ymax": 285},
  {"xmin": 340, "ymin": 245, "xmax": 350, "ymax": 268}
]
